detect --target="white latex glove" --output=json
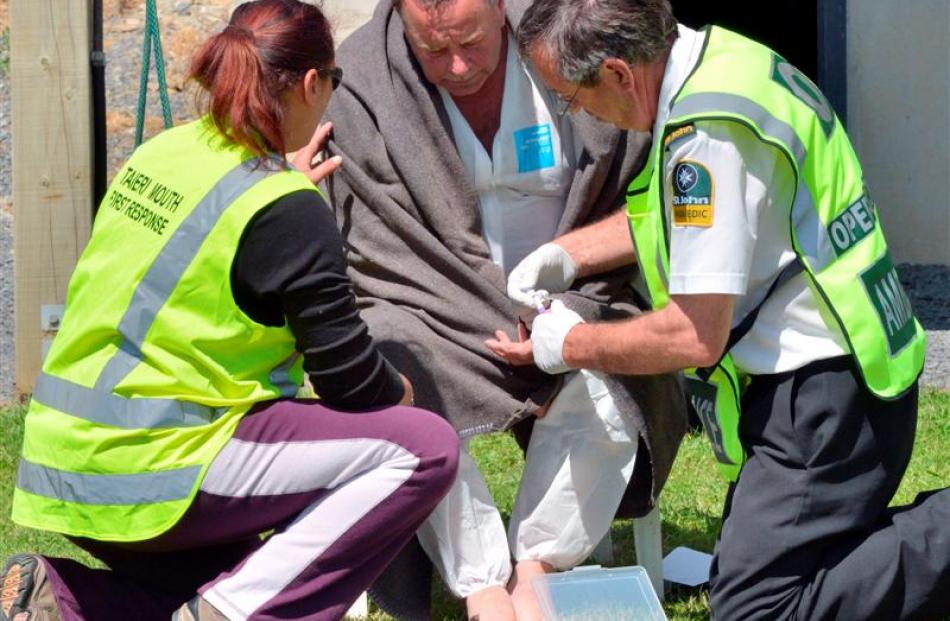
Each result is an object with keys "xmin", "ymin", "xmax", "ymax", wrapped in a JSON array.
[
  {"xmin": 507, "ymin": 243, "xmax": 578, "ymax": 308},
  {"xmin": 531, "ymin": 300, "xmax": 585, "ymax": 374}
]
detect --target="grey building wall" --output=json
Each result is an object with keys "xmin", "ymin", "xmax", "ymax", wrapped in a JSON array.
[{"xmin": 847, "ymin": 0, "xmax": 950, "ymax": 265}]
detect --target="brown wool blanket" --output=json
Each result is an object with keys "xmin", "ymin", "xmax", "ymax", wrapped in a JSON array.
[{"xmin": 325, "ymin": 1, "xmax": 687, "ymax": 618}]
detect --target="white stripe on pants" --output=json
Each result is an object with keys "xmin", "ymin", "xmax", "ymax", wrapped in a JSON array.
[
  {"xmin": 417, "ymin": 371, "xmax": 637, "ymax": 597},
  {"xmin": 200, "ymin": 437, "xmax": 420, "ymax": 620}
]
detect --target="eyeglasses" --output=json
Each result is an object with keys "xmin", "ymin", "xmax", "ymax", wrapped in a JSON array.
[
  {"xmin": 556, "ymin": 86, "xmax": 579, "ymax": 117},
  {"xmin": 318, "ymin": 66, "xmax": 343, "ymax": 91}
]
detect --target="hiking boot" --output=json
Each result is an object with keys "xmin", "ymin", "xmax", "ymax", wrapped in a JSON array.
[
  {"xmin": 172, "ymin": 596, "xmax": 230, "ymax": 621},
  {"xmin": 0, "ymin": 554, "xmax": 59, "ymax": 621}
]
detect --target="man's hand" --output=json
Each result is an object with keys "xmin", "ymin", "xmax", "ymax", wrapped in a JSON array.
[
  {"xmin": 291, "ymin": 122, "xmax": 343, "ymax": 185},
  {"xmin": 485, "ymin": 329, "xmax": 535, "ymax": 366},
  {"xmin": 506, "ymin": 243, "xmax": 578, "ymax": 307},
  {"xmin": 487, "ymin": 301, "xmax": 584, "ymax": 375},
  {"xmin": 485, "ymin": 324, "xmax": 552, "ymax": 418},
  {"xmin": 530, "ymin": 301, "xmax": 585, "ymax": 374}
]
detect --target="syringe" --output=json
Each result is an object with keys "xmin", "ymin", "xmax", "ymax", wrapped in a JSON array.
[{"xmin": 531, "ymin": 290, "xmax": 553, "ymax": 314}]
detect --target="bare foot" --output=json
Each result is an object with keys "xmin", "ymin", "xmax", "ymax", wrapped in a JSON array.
[
  {"xmin": 508, "ymin": 560, "xmax": 554, "ymax": 621},
  {"xmin": 466, "ymin": 585, "xmax": 517, "ymax": 621}
]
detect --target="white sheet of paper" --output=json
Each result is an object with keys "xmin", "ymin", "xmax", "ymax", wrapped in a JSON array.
[{"xmin": 662, "ymin": 546, "xmax": 713, "ymax": 587}]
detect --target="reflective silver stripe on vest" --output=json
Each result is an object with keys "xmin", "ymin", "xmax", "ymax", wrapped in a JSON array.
[
  {"xmin": 670, "ymin": 92, "xmax": 838, "ymax": 271},
  {"xmin": 270, "ymin": 352, "xmax": 301, "ymax": 398},
  {"xmin": 93, "ymin": 340, "xmax": 145, "ymax": 394},
  {"xmin": 671, "ymin": 93, "xmax": 807, "ymax": 166},
  {"xmin": 32, "ymin": 373, "xmax": 224, "ymax": 429},
  {"xmin": 96, "ymin": 159, "xmax": 277, "ymax": 393},
  {"xmin": 17, "ymin": 458, "xmax": 200, "ymax": 505},
  {"xmin": 791, "ymin": 180, "xmax": 838, "ymax": 272},
  {"xmin": 36, "ymin": 158, "xmax": 293, "ymax": 431}
]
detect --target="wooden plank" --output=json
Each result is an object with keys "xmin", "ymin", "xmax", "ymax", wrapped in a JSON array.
[{"xmin": 12, "ymin": 0, "xmax": 93, "ymax": 393}]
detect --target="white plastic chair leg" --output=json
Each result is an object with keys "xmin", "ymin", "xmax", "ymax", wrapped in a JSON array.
[
  {"xmin": 591, "ymin": 529, "xmax": 615, "ymax": 564},
  {"xmin": 633, "ymin": 505, "xmax": 664, "ymax": 601},
  {"xmin": 344, "ymin": 592, "xmax": 368, "ymax": 619}
]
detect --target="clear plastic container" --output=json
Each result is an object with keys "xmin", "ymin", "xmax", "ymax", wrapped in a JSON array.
[{"xmin": 532, "ymin": 565, "xmax": 668, "ymax": 621}]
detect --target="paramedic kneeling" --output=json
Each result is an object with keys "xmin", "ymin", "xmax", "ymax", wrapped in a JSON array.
[{"xmin": 487, "ymin": 1, "xmax": 950, "ymax": 619}]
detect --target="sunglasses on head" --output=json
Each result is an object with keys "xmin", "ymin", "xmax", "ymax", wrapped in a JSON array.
[{"xmin": 317, "ymin": 66, "xmax": 343, "ymax": 90}]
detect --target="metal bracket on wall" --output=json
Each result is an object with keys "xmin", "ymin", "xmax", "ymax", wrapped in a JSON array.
[{"xmin": 40, "ymin": 304, "xmax": 65, "ymax": 359}]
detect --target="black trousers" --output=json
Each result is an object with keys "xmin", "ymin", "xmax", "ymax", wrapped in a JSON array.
[{"xmin": 709, "ymin": 356, "xmax": 950, "ymax": 621}]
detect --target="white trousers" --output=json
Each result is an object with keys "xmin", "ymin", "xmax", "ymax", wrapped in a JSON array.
[{"xmin": 416, "ymin": 371, "xmax": 638, "ymax": 597}]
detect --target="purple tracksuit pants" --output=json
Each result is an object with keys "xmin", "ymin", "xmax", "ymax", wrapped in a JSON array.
[{"xmin": 35, "ymin": 399, "xmax": 459, "ymax": 621}]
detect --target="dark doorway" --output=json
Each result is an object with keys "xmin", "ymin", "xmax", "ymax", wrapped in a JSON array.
[
  {"xmin": 672, "ymin": 1, "xmax": 818, "ymax": 79},
  {"xmin": 671, "ymin": 1, "xmax": 847, "ymax": 124}
]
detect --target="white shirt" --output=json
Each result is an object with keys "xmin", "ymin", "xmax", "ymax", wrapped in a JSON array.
[
  {"xmin": 655, "ymin": 25, "xmax": 848, "ymax": 375},
  {"xmin": 439, "ymin": 33, "xmax": 578, "ymax": 275}
]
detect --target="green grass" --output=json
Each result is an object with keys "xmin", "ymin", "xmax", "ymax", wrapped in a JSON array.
[{"xmin": 2, "ymin": 390, "xmax": 948, "ymax": 620}]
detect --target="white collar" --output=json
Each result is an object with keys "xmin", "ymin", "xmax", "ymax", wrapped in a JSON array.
[{"xmin": 652, "ymin": 24, "xmax": 707, "ymax": 140}]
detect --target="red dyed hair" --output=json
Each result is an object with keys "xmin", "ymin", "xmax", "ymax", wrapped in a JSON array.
[{"xmin": 189, "ymin": 0, "xmax": 334, "ymax": 157}]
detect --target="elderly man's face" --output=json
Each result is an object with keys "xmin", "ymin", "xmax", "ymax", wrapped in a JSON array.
[{"xmin": 401, "ymin": 0, "xmax": 506, "ymax": 97}]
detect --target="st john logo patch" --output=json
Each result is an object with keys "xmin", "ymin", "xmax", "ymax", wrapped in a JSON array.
[{"xmin": 672, "ymin": 161, "xmax": 714, "ymax": 227}]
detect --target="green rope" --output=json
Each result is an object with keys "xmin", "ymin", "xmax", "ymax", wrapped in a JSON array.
[{"xmin": 135, "ymin": 0, "xmax": 174, "ymax": 146}]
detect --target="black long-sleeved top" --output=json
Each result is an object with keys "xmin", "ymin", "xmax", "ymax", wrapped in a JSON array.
[{"xmin": 230, "ymin": 189, "xmax": 404, "ymax": 410}]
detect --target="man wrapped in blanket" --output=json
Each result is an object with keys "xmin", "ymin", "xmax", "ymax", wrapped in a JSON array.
[{"xmin": 325, "ymin": 0, "xmax": 687, "ymax": 619}]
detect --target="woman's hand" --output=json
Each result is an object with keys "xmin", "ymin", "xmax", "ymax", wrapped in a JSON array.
[{"xmin": 291, "ymin": 121, "xmax": 343, "ymax": 185}]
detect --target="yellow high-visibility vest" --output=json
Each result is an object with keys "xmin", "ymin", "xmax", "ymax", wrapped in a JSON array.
[
  {"xmin": 13, "ymin": 118, "xmax": 317, "ymax": 540},
  {"xmin": 626, "ymin": 27, "xmax": 925, "ymax": 480}
]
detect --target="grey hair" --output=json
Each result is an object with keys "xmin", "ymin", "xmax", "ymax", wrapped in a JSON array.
[{"xmin": 517, "ymin": 0, "xmax": 677, "ymax": 86}]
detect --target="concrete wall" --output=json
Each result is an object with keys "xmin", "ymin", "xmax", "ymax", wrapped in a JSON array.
[
  {"xmin": 846, "ymin": 0, "xmax": 950, "ymax": 265},
  {"xmin": 232, "ymin": 0, "xmax": 378, "ymax": 43},
  {"xmin": 321, "ymin": 0, "xmax": 378, "ymax": 43}
]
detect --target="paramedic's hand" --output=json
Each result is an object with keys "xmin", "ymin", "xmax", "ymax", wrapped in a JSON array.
[
  {"xmin": 507, "ymin": 243, "xmax": 578, "ymax": 308},
  {"xmin": 292, "ymin": 122, "xmax": 343, "ymax": 185},
  {"xmin": 530, "ymin": 301, "xmax": 584, "ymax": 375}
]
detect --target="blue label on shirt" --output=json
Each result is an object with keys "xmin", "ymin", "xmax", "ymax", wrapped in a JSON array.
[{"xmin": 513, "ymin": 124, "xmax": 556, "ymax": 173}]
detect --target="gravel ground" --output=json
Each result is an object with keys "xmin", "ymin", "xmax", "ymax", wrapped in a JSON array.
[
  {"xmin": 900, "ymin": 264, "xmax": 950, "ymax": 390},
  {"xmin": 103, "ymin": 0, "xmax": 234, "ymax": 175},
  {"xmin": 0, "ymin": 3, "xmax": 947, "ymax": 404}
]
